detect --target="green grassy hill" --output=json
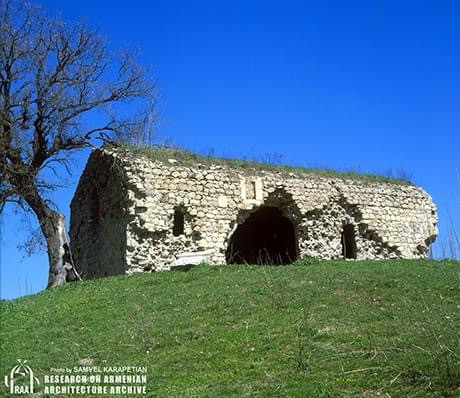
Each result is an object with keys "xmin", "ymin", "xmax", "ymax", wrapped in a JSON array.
[{"xmin": 1, "ymin": 260, "xmax": 459, "ymax": 397}]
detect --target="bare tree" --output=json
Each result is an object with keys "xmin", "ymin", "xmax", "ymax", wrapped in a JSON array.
[{"xmin": 0, "ymin": 0, "xmax": 156, "ymax": 287}]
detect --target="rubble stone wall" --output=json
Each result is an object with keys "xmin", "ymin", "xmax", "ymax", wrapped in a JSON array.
[
  {"xmin": 70, "ymin": 148, "xmax": 438, "ymax": 277},
  {"xmin": 70, "ymin": 152, "xmax": 129, "ymax": 278}
]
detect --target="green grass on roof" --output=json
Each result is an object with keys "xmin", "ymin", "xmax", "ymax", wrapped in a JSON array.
[{"xmin": 114, "ymin": 143, "xmax": 412, "ymax": 185}]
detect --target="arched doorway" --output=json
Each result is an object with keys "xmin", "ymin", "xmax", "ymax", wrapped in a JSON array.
[{"xmin": 226, "ymin": 206, "xmax": 298, "ymax": 265}]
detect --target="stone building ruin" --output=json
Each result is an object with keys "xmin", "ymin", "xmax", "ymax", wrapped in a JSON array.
[{"xmin": 70, "ymin": 146, "xmax": 438, "ymax": 278}]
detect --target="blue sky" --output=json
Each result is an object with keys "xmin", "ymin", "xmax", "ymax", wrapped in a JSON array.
[{"xmin": 1, "ymin": 0, "xmax": 459, "ymax": 299}]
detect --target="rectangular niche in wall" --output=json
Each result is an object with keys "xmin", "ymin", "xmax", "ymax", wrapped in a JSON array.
[
  {"xmin": 173, "ymin": 208, "xmax": 185, "ymax": 236},
  {"xmin": 342, "ymin": 224, "xmax": 357, "ymax": 259},
  {"xmin": 245, "ymin": 180, "xmax": 256, "ymax": 199},
  {"xmin": 240, "ymin": 177, "xmax": 263, "ymax": 203}
]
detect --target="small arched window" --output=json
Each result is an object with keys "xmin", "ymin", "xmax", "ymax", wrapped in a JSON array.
[
  {"xmin": 173, "ymin": 208, "xmax": 184, "ymax": 236},
  {"xmin": 341, "ymin": 224, "xmax": 357, "ymax": 259}
]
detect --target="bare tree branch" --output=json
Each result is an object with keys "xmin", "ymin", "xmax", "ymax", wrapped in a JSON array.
[{"xmin": 0, "ymin": 0, "xmax": 157, "ymax": 287}]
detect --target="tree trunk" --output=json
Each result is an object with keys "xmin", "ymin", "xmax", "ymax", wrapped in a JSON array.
[
  {"xmin": 42, "ymin": 210, "xmax": 80, "ymax": 288},
  {"xmin": 25, "ymin": 192, "xmax": 80, "ymax": 288}
]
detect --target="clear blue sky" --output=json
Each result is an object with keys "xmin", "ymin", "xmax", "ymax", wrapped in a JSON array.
[{"xmin": 1, "ymin": 0, "xmax": 459, "ymax": 299}]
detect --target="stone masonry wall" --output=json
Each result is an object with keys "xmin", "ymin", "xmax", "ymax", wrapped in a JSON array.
[
  {"xmin": 70, "ymin": 148, "xmax": 438, "ymax": 278},
  {"xmin": 70, "ymin": 152, "xmax": 129, "ymax": 278}
]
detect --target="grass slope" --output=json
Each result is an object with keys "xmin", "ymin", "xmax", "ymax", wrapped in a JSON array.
[{"xmin": 1, "ymin": 260, "xmax": 459, "ymax": 397}]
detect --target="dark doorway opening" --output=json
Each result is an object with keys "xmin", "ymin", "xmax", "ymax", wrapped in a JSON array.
[
  {"xmin": 173, "ymin": 208, "xmax": 184, "ymax": 236},
  {"xmin": 341, "ymin": 224, "xmax": 357, "ymax": 259},
  {"xmin": 226, "ymin": 206, "xmax": 297, "ymax": 265}
]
